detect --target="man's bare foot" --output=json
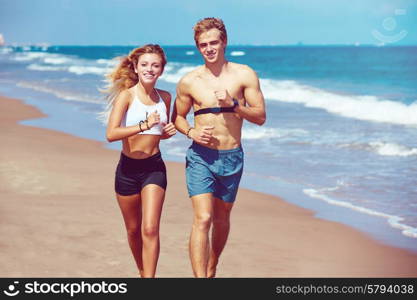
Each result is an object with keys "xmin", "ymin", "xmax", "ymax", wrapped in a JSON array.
[
  {"xmin": 207, "ymin": 267, "xmax": 216, "ymax": 278},
  {"xmin": 207, "ymin": 258, "xmax": 218, "ymax": 278}
]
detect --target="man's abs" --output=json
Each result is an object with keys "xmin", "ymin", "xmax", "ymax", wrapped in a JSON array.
[{"xmin": 195, "ymin": 113, "xmax": 242, "ymax": 150}]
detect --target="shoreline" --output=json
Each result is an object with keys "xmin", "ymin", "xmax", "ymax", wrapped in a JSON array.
[
  {"xmin": 1, "ymin": 94, "xmax": 417, "ymax": 277},
  {"xmin": 3, "ymin": 78, "xmax": 416, "ymax": 254}
]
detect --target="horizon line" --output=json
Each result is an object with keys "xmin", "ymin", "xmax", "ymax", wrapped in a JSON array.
[{"xmin": 2, "ymin": 43, "xmax": 417, "ymax": 47}]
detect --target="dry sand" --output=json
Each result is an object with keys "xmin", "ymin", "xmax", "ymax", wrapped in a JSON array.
[{"xmin": 1, "ymin": 95, "xmax": 416, "ymax": 277}]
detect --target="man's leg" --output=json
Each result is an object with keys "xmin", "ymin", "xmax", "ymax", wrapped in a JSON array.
[
  {"xmin": 189, "ymin": 193, "xmax": 214, "ymax": 277},
  {"xmin": 207, "ymin": 197, "xmax": 234, "ymax": 278}
]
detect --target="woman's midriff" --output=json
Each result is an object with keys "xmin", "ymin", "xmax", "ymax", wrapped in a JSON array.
[{"xmin": 122, "ymin": 134, "xmax": 162, "ymax": 159}]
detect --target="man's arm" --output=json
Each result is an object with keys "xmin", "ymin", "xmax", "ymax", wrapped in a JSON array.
[
  {"xmin": 173, "ymin": 77, "xmax": 214, "ymax": 144},
  {"xmin": 236, "ymin": 66, "xmax": 266, "ymax": 125},
  {"xmin": 173, "ymin": 77, "xmax": 193, "ymax": 136}
]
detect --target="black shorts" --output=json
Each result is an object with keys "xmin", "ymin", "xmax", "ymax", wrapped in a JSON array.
[{"xmin": 115, "ymin": 152, "xmax": 167, "ymax": 196}]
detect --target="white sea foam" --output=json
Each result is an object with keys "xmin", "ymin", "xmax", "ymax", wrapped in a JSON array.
[
  {"xmin": 160, "ymin": 65, "xmax": 196, "ymax": 83},
  {"xmin": 13, "ymin": 52, "xmax": 48, "ymax": 61},
  {"xmin": 68, "ymin": 65, "xmax": 109, "ymax": 75},
  {"xmin": 304, "ymin": 188, "xmax": 417, "ymax": 238},
  {"xmin": 43, "ymin": 56, "xmax": 72, "ymax": 65},
  {"xmin": 15, "ymin": 51, "xmax": 111, "ymax": 76},
  {"xmin": 0, "ymin": 47, "xmax": 13, "ymax": 54},
  {"xmin": 16, "ymin": 81, "xmax": 102, "ymax": 104},
  {"xmin": 96, "ymin": 58, "xmax": 117, "ymax": 67},
  {"xmin": 185, "ymin": 51, "xmax": 194, "ymax": 55},
  {"xmin": 230, "ymin": 51, "xmax": 245, "ymax": 56},
  {"xmin": 260, "ymin": 79, "xmax": 417, "ymax": 126},
  {"xmin": 96, "ymin": 59, "xmax": 110, "ymax": 64},
  {"xmin": 27, "ymin": 64, "xmax": 66, "ymax": 72},
  {"xmin": 369, "ymin": 142, "xmax": 417, "ymax": 157},
  {"xmin": 242, "ymin": 127, "xmax": 281, "ymax": 140},
  {"xmin": 338, "ymin": 141, "xmax": 417, "ymax": 157},
  {"xmin": 242, "ymin": 127, "xmax": 308, "ymax": 140}
]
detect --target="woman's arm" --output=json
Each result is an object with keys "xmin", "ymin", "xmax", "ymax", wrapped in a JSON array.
[
  {"xmin": 159, "ymin": 89, "xmax": 176, "ymax": 140},
  {"xmin": 106, "ymin": 90, "xmax": 143, "ymax": 142}
]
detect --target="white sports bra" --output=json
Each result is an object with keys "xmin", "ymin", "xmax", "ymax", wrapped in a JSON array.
[{"xmin": 122, "ymin": 89, "xmax": 168, "ymax": 135}]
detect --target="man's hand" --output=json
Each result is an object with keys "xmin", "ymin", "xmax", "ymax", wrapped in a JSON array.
[
  {"xmin": 162, "ymin": 122, "xmax": 177, "ymax": 137},
  {"xmin": 189, "ymin": 125, "xmax": 214, "ymax": 144},
  {"xmin": 214, "ymin": 90, "xmax": 234, "ymax": 107}
]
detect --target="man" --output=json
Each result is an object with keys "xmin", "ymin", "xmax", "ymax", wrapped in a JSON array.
[{"xmin": 173, "ymin": 17, "xmax": 266, "ymax": 277}]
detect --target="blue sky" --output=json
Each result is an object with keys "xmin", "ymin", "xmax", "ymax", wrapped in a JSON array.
[{"xmin": 0, "ymin": 0, "xmax": 416, "ymax": 45}]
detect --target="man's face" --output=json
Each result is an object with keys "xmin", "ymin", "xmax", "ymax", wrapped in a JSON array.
[{"xmin": 197, "ymin": 28, "xmax": 226, "ymax": 64}]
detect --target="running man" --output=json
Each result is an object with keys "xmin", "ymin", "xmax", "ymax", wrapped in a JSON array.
[{"xmin": 173, "ymin": 17, "xmax": 266, "ymax": 277}]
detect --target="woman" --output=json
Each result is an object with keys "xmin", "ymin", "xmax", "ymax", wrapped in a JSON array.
[{"xmin": 104, "ymin": 44, "xmax": 176, "ymax": 277}]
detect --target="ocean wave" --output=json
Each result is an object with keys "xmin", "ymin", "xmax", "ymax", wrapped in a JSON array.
[
  {"xmin": 304, "ymin": 188, "xmax": 417, "ymax": 238},
  {"xmin": 43, "ymin": 56, "xmax": 73, "ymax": 65},
  {"xmin": 13, "ymin": 52, "xmax": 49, "ymax": 61},
  {"xmin": 338, "ymin": 141, "xmax": 417, "ymax": 157},
  {"xmin": 13, "ymin": 50, "xmax": 111, "ymax": 76},
  {"xmin": 160, "ymin": 64, "xmax": 196, "ymax": 83},
  {"xmin": 242, "ymin": 127, "xmax": 281, "ymax": 139},
  {"xmin": 185, "ymin": 51, "xmax": 194, "ymax": 55},
  {"xmin": 368, "ymin": 142, "xmax": 417, "ymax": 157},
  {"xmin": 68, "ymin": 65, "xmax": 109, "ymax": 75},
  {"xmin": 230, "ymin": 51, "xmax": 245, "ymax": 56},
  {"xmin": 16, "ymin": 81, "xmax": 102, "ymax": 104},
  {"xmin": 27, "ymin": 64, "xmax": 66, "ymax": 72},
  {"xmin": 242, "ymin": 127, "xmax": 308, "ymax": 140},
  {"xmin": 0, "ymin": 47, "xmax": 13, "ymax": 54},
  {"xmin": 261, "ymin": 79, "xmax": 417, "ymax": 126}
]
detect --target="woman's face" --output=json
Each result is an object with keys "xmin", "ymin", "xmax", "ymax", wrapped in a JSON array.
[{"xmin": 135, "ymin": 53, "xmax": 163, "ymax": 84}]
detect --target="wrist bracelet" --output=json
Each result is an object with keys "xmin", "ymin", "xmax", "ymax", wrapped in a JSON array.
[
  {"xmin": 186, "ymin": 127, "xmax": 193, "ymax": 139},
  {"xmin": 138, "ymin": 120, "xmax": 144, "ymax": 132},
  {"xmin": 232, "ymin": 98, "xmax": 239, "ymax": 110}
]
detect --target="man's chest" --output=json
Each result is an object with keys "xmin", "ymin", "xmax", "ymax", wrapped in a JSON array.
[{"xmin": 189, "ymin": 76, "xmax": 243, "ymax": 106}]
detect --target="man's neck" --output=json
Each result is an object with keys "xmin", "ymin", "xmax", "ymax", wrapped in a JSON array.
[{"xmin": 204, "ymin": 58, "xmax": 228, "ymax": 77}]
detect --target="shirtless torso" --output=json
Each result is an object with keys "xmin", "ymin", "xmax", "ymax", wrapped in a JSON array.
[{"xmin": 175, "ymin": 61, "xmax": 265, "ymax": 150}]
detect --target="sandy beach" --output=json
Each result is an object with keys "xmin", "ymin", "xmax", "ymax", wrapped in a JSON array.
[{"xmin": 0, "ymin": 94, "xmax": 416, "ymax": 278}]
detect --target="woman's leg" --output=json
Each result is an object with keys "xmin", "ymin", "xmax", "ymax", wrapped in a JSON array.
[
  {"xmin": 140, "ymin": 184, "xmax": 165, "ymax": 278},
  {"xmin": 116, "ymin": 193, "xmax": 144, "ymax": 276}
]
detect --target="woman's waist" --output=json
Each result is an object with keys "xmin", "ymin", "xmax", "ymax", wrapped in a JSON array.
[{"xmin": 122, "ymin": 136, "xmax": 161, "ymax": 159}]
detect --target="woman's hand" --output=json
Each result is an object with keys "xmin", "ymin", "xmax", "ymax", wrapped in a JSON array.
[{"xmin": 146, "ymin": 110, "xmax": 160, "ymax": 128}]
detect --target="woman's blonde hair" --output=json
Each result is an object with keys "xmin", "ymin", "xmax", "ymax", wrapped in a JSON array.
[{"xmin": 99, "ymin": 44, "xmax": 167, "ymax": 123}]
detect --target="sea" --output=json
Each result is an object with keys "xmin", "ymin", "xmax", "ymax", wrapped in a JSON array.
[{"xmin": 0, "ymin": 45, "xmax": 416, "ymax": 253}]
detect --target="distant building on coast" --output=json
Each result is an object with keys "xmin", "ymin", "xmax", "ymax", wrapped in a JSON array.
[{"xmin": 0, "ymin": 34, "xmax": 4, "ymax": 45}]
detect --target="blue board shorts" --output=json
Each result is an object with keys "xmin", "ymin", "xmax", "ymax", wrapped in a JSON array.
[{"xmin": 185, "ymin": 142, "xmax": 244, "ymax": 203}]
